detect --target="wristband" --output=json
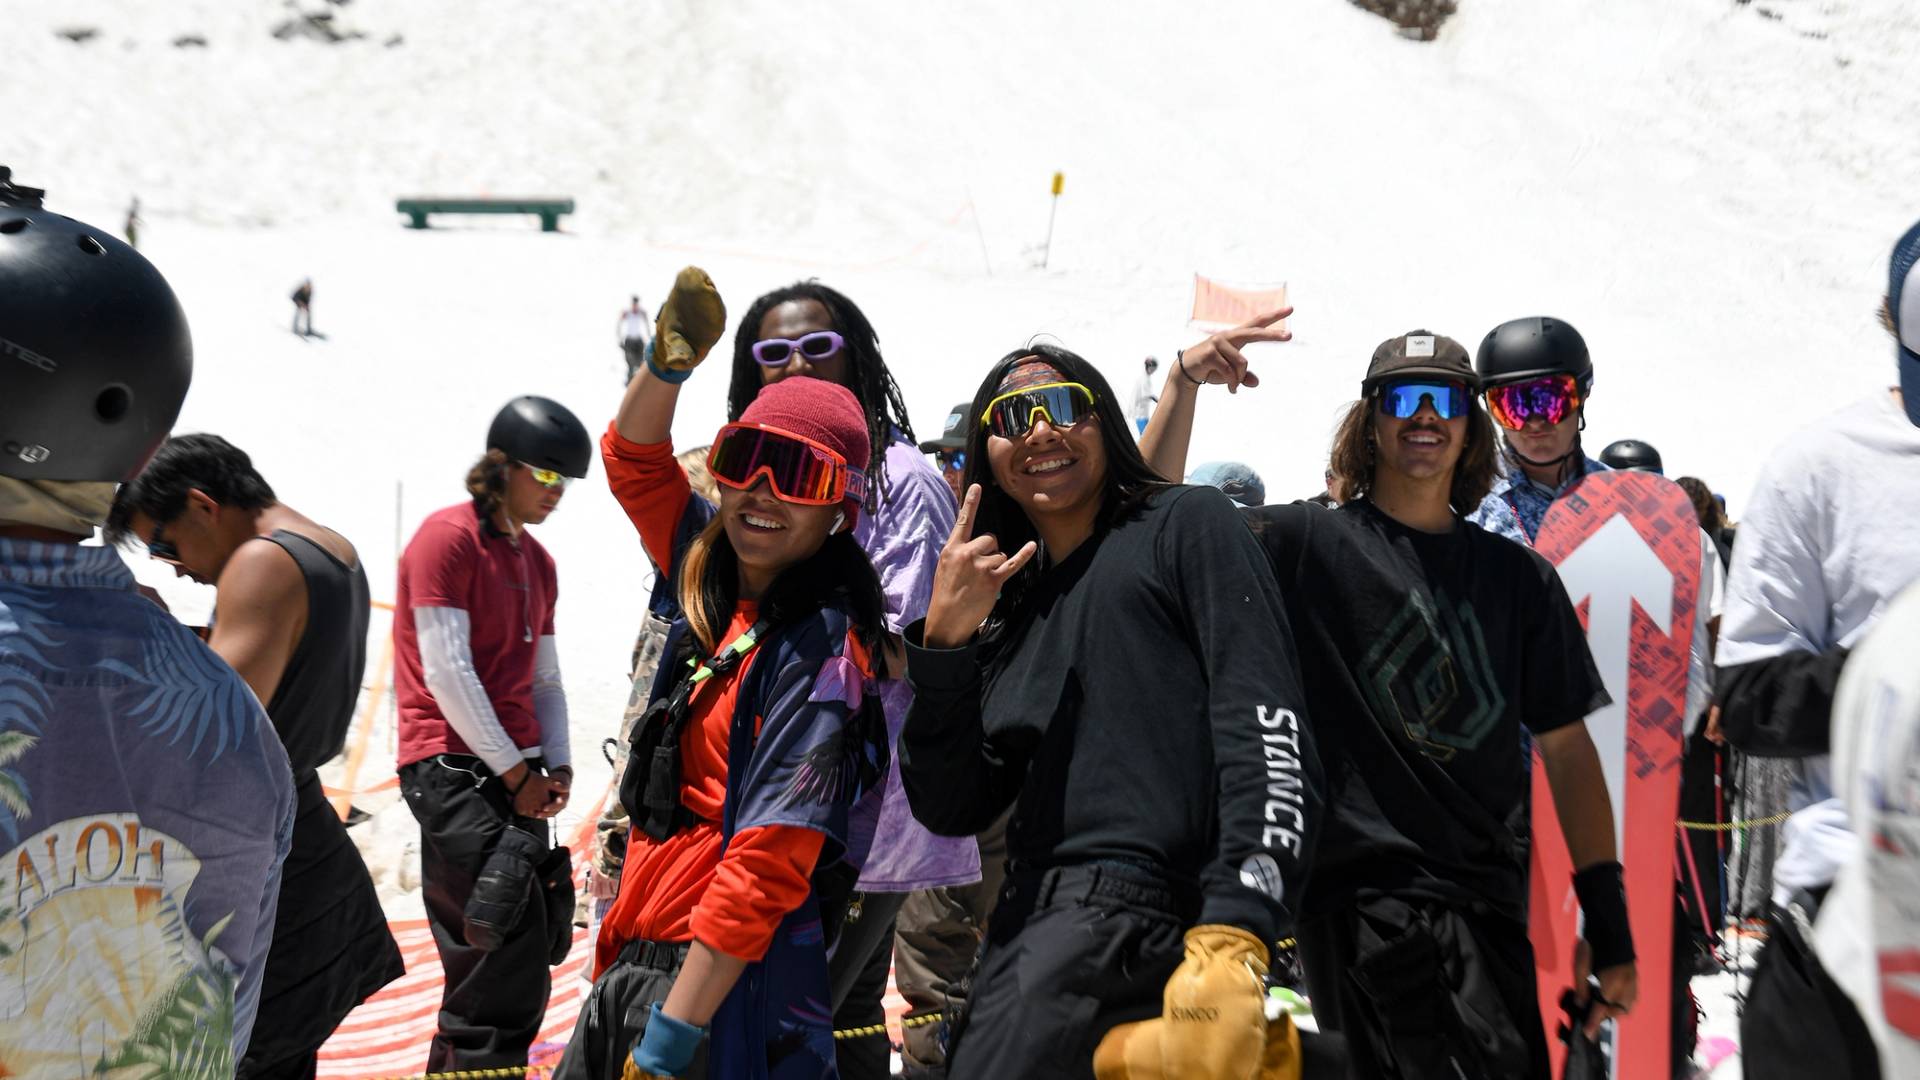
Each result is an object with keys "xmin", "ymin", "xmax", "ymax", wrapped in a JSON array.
[
  {"xmin": 1572, "ymin": 861, "xmax": 1635, "ymax": 971},
  {"xmin": 1177, "ymin": 349, "xmax": 1204, "ymax": 386},
  {"xmin": 646, "ymin": 351, "xmax": 694, "ymax": 385},
  {"xmin": 505, "ymin": 768, "xmax": 530, "ymax": 797},
  {"xmin": 630, "ymin": 1004, "xmax": 705, "ymax": 1076}
]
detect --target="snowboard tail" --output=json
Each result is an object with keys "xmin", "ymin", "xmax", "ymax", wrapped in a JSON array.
[{"xmin": 1527, "ymin": 471, "xmax": 1700, "ymax": 1080}]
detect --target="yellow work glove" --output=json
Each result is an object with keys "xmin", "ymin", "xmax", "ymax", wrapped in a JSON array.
[
  {"xmin": 1092, "ymin": 925, "xmax": 1275, "ymax": 1080},
  {"xmin": 621, "ymin": 1061, "xmax": 668, "ymax": 1080},
  {"xmin": 1257, "ymin": 1013, "xmax": 1302, "ymax": 1078},
  {"xmin": 652, "ymin": 266, "xmax": 728, "ymax": 372}
]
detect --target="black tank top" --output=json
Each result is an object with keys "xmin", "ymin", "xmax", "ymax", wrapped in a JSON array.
[{"xmin": 261, "ymin": 529, "xmax": 371, "ymax": 775}]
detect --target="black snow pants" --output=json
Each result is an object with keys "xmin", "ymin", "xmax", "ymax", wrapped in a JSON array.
[
  {"xmin": 401, "ymin": 756, "xmax": 555, "ymax": 1070},
  {"xmin": 945, "ymin": 860, "xmax": 1192, "ymax": 1080},
  {"xmin": 1299, "ymin": 893, "xmax": 1549, "ymax": 1080}
]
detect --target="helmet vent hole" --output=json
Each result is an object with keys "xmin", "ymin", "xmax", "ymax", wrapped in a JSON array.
[
  {"xmin": 77, "ymin": 235, "xmax": 107, "ymax": 256},
  {"xmin": 94, "ymin": 384, "xmax": 132, "ymax": 423},
  {"xmin": 0, "ymin": 219, "xmax": 26, "ymax": 234}
]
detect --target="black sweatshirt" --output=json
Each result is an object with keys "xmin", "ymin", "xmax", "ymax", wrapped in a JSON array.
[{"xmin": 900, "ymin": 486, "xmax": 1321, "ymax": 944}]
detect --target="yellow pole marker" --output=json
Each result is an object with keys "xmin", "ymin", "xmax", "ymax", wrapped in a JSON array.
[{"xmin": 1043, "ymin": 172, "xmax": 1065, "ymax": 268}]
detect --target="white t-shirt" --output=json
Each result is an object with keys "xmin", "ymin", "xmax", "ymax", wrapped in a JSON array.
[
  {"xmin": 1821, "ymin": 581, "xmax": 1920, "ymax": 1073},
  {"xmin": 1718, "ymin": 389, "xmax": 1920, "ymax": 902},
  {"xmin": 618, "ymin": 310, "xmax": 650, "ymax": 344},
  {"xmin": 1131, "ymin": 371, "xmax": 1158, "ymax": 423}
]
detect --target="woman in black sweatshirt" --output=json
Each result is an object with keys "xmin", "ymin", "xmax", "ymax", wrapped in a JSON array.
[{"xmin": 899, "ymin": 344, "xmax": 1322, "ymax": 1080}]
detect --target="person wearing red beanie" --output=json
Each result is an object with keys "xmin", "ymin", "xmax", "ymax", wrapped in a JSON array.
[
  {"xmin": 554, "ymin": 274, "xmax": 894, "ymax": 1080},
  {"xmin": 725, "ymin": 282, "xmax": 980, "ymax": 1080},
  {"xmin": 733, "ymin": 375, "xmax": 872, "ymax": 527}
]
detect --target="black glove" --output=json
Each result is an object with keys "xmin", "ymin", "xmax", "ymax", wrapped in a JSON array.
[
  {"xmin": 465, "ymin": 825, "xmax": 544, "ymax": 951},
  {"xmin": 1555, "ymin": 989, "xmax": 1609, "ymax": 1080}
]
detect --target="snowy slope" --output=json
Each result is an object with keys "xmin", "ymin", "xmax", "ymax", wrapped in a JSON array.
[{"xmin": 7, "ymin": 0, "xmax": 1918, "ymax": 1071}]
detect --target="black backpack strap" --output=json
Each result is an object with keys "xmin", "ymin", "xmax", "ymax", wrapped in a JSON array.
[{"xmin": 628, "ymin": 620, "xmax": 773, "ymax": 843}]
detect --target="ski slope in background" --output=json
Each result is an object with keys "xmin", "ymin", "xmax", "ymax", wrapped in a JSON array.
[{"xmin": 9, "ymin": 1, "xmax": 1918, "ymax": 1073}]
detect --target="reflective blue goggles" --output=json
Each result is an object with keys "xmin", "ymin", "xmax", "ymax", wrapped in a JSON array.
[{"xmin": 1376, "ymin": 380, "xmax": 1472, "ymax": 420}]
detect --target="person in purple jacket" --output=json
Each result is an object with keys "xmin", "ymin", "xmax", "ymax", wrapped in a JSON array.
[{"xmin": 723, "ymin": 282, "xmax": 979, "ymax": 1079}]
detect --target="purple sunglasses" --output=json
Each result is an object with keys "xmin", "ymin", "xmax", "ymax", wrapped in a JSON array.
[{"xmin": 751, "ymin": 330, "xmax": 846, "ymax": 367}]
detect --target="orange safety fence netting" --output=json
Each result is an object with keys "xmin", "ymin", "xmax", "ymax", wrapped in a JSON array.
[
  {"xmin": 318, "ymin": 789, "xmax": 607, "ymax": 1075},
  {"xmin": 316, "ymin": 782, "xmax": 915, "ymax": 1076}
]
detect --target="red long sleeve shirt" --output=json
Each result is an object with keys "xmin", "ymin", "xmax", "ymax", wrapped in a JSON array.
[{"xmin": 594, "ymin": 426, "xmax": 825, "ymax": 976}]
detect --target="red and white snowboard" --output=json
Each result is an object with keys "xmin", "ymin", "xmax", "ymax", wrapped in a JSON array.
[{"xmin": 1527, "ymin": 471, "xmax": 1700, "ymax": 1080}]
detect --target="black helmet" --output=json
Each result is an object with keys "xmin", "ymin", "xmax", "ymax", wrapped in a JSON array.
[
  {"xmin": 0, "ymin": 168, "xmax": 192, "ymax": 482},
  {"xmin": 1475, "ymin": 316, "xmax": 1592, "ymax": 392},
  {"xmin": 487, "ymin": 395, "xmax": 592, "ymax": 478},
  {"xmin": 1599, "ymin": 439, "xmax": 1663, "ymax": 474}
]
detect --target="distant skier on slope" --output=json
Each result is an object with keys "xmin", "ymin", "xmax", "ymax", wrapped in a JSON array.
[
  {"xmin": 1130, "ymin": 355, "xmax": 1160, "ymax": 436},
  {"xmin": 291, "ymin": 276, "xmax": 315, "ymax": 337},
  {"xmin": 620, "ymin": 294, "xmax": 653, "ymax": 383},
  {"xmin": 1715, "ymin": 217, "xmax": 1920, "ymax": 1080}
]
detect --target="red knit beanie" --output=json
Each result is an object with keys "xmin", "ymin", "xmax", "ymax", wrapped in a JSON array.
[{"xmin": 734, "ymin": 376, "xmax": 872, "ymax": 523}]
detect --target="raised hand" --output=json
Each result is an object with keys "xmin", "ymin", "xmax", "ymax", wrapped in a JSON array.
[
  {"xmin": 652, "ymin": 266, "xmax": 728, "ymax": 372},
  {"xmin": 1176, "ymin": 305, "xmax": 1294, "ymax": 394},
  {"xmin": 923, "ymin": 485, "xmax": 1039, "ymax": 649}
]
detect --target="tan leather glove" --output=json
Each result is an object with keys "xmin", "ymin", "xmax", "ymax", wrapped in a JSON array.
[
  {"xmin": 621, "ymin": 1060, "xmax": 667, "ymax": 1080},
  {"xmin": 1257, "ymin": 1013, "xmax": 1302, "ymax": 1078},
  {"xmin": 652, "ymin": 266, "xmax": 728, "ymax": 372},
  {"xmin": 1092, "ymin": 925, "xmax": 1274, "ymax": 1080}
]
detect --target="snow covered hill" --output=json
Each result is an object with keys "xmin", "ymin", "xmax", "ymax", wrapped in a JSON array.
[
  {"xmin": 15, "ymin": 0, "xmax": 1918, "ymax": 503},
  {"xmin": 7, "ymin": 1, "xmax": 1917, "ymax": 1071}
]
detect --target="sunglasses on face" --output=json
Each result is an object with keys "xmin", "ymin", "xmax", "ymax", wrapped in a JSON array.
[
  {"xmin": 707, "ymin": 422, "xmax": 867, "ymax": 506},
  {"xmin": 938, "ymin": 450, "xmax": 967, "ymax": 473},
  {"xmin": 518, "ymin": 462, "xmax": 571, "ymax": 490},
  {"xmin": 1482, "ymin": 374, "xmax": 1581, "ymax": 431},
  {"xmin": 1376, "ymin": 380, "xmax": 1472, "ymax": 421},
  {"xmin": 751, "ymin": 330, "xmax": 846, "ymax": 368},
  {"xmin": 980, "ymin": 382, "xmax": 1098, "ymax": 440},
  {"xmin": 145, "ymin": 520, "xmax": 183, "ymax": 564}
]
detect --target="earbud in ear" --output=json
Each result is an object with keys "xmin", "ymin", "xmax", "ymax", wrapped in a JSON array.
[{"xmin": 832, "ymin": 512, "xmax": 847, "ymax": 533}]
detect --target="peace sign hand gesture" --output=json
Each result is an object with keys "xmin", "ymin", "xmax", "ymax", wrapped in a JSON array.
[
  {"xmin": 1176, "ymin": 306, "xmax": 1294, "ymax": 394},
  {"xmin": 923, "ymin": 485, "xmax": 1040, "ymax": 649}
]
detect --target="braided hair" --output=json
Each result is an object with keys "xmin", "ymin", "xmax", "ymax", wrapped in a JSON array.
[{"xmin": 725, "ymin": 282, "xmax": 915, "ymax": 514}]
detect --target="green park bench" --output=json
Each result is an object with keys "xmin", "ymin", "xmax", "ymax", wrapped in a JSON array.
[{"xmin": 396, "ymin": 196, "xmax": 575, "ymax": 233}]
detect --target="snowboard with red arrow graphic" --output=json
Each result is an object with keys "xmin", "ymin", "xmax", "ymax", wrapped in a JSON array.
[{"xmin": 1527, "ymin": 470, "xmax": 1700, "ymax": 1080}]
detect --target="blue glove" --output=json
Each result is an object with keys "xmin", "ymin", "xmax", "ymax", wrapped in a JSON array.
[{"xmin": 627, "ymin": 1004, "xmax": 705, "ymax": 1078}]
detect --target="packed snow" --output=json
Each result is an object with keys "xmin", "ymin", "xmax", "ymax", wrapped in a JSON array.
[{"xmin": 11, "ymin": 0, "xmax": 1920, "ymax": 1074}]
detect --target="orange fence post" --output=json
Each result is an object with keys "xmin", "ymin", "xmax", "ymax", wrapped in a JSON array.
[{"xmin": 332, "ymin": 629, "xmax": 394, "ymax": 821}]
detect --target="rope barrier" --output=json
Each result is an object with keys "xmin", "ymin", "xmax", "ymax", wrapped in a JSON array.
[
  {"xmin": 1676, "ymin": 809, "xmax": 1794, "ymax": 832},
  {"xmin": 351, "ymin": 1060, "xmax": 552, "ymax": 1068},
  {"xmin": 832, "ymin": 1011, "xmax": 943, "ymax": 1041}
]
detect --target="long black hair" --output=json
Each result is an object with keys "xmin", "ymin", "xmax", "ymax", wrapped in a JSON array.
[
  {"xmin": 725, "ymin": 282, "xmax": 915, "ymax": 515},
  {"xmin": 675, "ymin": 519, "xmax": 891, "ymax": 679},
  {"xmin": 961, "ymin": 343, "xmax": 1170, "ymax": 631}
]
